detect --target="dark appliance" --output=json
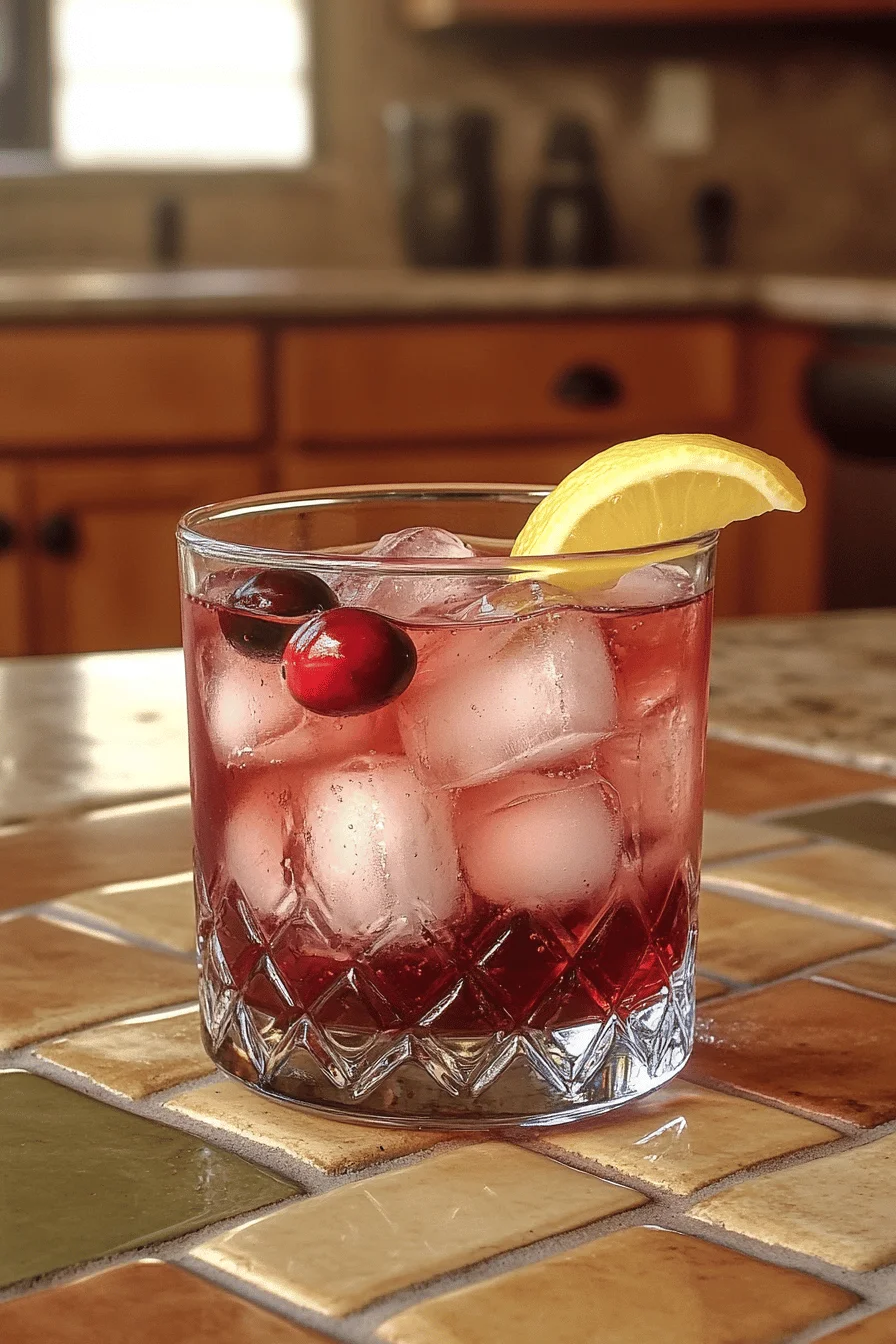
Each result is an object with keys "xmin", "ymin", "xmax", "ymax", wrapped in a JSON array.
[
  {"xmin": 806, "ymin": 326, "xmax": 896, "ymax": 608},
  {"xmin": 384, "ymin": 104, "xmax": 498, "ymax": 268},
  {"xmin": 524, "ymin": 116, "xmax": 614, "ymax": 268}
]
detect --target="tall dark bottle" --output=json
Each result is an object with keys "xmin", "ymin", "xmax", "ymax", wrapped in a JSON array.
[{"xmin": 525, "ymin": 117, "xmax": 614, "ymax": 268}]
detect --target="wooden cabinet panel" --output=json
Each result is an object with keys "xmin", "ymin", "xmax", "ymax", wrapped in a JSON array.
[
  {"xmin": 0, "ymin": 465, "xmax": 27, "ymax": 655},
  {"xmin": 30, "ymin": 454, "xmax": 265, "ymax": 655},
  {"xmin": 278, "ymin": 319, "xmax": 739, "ymax": 445},
  {"xmin": 0, "ymin": 325, "xmax": 263, "ymax": 450},
  {"xmin": 405, "ymin": 0, "xmax": 896, "ymax": 23}
]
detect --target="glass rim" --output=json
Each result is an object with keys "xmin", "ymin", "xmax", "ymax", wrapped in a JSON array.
[{"xmin": 177, "ymin": 483, "xmax": 719, "ymax": 574}]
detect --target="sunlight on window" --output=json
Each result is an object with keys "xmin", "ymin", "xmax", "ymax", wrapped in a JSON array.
[{"xmin": 51, "ymin": 0, "xmax": 311, "ymax": 168}]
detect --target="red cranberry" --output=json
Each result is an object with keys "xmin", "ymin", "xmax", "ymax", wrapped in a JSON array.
[
  {"xmin": 281, "ymin": 608, "xmax": 417, "ymax": 716},
  {"xmin": 218, "ymin": 568, "xmax": 337, "ymax": 661}
]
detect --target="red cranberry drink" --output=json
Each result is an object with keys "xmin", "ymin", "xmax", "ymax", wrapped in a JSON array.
[{"xmin": 180, "ymin": 449, "xmax": 805, "ymax": 1124}]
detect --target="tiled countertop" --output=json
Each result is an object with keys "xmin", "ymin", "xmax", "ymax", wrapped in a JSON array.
[
  {"xmin": 0, "ymin": 265, "xmax": 894, "ymax": 324},
  {"xmin": 2, "ymin": 611, "xmax": 896, "ymax": 1343}
]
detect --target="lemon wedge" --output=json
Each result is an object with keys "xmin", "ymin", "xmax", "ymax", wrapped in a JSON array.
[{"xmin": 512, "ymin": 433, "xmax": 805, "ymax": 579}]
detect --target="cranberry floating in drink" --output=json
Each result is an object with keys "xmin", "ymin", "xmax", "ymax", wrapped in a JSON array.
[{"xmin": 179, "ymin": 441, "xmax": 805, "ymax": 1125}]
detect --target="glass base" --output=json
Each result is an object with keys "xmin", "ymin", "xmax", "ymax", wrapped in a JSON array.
[{"xmin": 199, "ymin": 934, "xmax": 696, "ymax": 1128}]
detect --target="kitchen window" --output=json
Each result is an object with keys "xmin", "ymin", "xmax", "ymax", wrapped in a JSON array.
[{"xmin": 0, "ymin": 0, "xmax": 312, "ymax": 170}]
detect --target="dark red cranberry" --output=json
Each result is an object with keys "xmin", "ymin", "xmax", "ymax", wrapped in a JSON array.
[
  {"xmin": 218, "ymin": 568, "xmax": 337, "ymax": 661},
  {"xmin": 281, "ymin": 608, "xmax": 417, "ymax": 716}
]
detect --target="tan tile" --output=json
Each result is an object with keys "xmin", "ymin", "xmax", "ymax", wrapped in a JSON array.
[
  {"xmin": 56, "ymin": 874, "xmax": 195, "ymax": 953},
  {"xmin": 378, "ymin": 1226, "xmax": 857, "ymax": 1344},
  {"xmin": 817, "ymin": 943, "xmax": 896, "ymax": 1001},
  {"xmin": 697, "ymin": 889, "xmax": 885, "ymax": 982},
  {"xmin": 703, "ymin": 843, "xmax": 896, "ymax": 930},
  {"xmin": 166, "ymin": 1077, "xmax": 455, "ymax": 1174},
  {"xmin": 35, "ymin": 1005, "xmax": 213, "ymax": 1099},
  {"xmin": 539, "ymin": 1083, "xmax": 837, "ymax": 1195},
  {"xmin": 704, "ymin": 740, "xmax": 894, "ymax": 816},
  {"xmin": 702, "ymin": 810, "xmax": 807, "ymax": 864},
  {"xmin": 691, "ymin": 1131, "xmax": 896, "ymax": 1272},
  {"xmin": 688, "ymin": 979, "xmax": 896, "ymax": 1127},
  {"xmin": 0, "ymin": 1260, "xmax": 334, "ymax": 1344},
  {"xmin": 695, "ymin": 974, "xmax": 729, "ymax": 1002},
  {"xmin": 773, "ymin": 799, "xmax": 896, "ymax": 856},
  {"xmin": 0, "ymin": 796, "xmax": 193, "ymax": 912},
  {"xmin": 820, "ymin": 1307, "xmax": 896, "ymax": 1343},
  {"xmin": 192, "ymin": 1142, "xmax": 645, "ymax": 1316},
  {"xmin": 0, "ymin": 916, "xmax": 196, "ymax": 1048}
]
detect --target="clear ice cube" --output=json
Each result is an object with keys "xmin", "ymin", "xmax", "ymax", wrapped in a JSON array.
[
  {"xmin": 333, "ymin": 526, "xmax": 491, "ymax": 620},
  {"xmin": 398, "ymin": 608, "xmax": 617, "ymax": 788},
  {"xmin": 453, "ymin": 579, "xmax": 579, "ymax": 622},
  {"xmin": 302, "ymin": 756, "xmax": 462, "ymax": 940},
  {"xmin": 224, "ymin": 770, "xmax": 302, "ymax": 919},
  {"xmin": 456, "ymin": 771, "xmax": 620, "ymax": 914},
  {"xmin": 595, "ymin": 562, "xmax": 694, "ymax": 610}
]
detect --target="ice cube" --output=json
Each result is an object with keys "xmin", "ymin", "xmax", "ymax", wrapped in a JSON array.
[
  {"xmin": 453, "ymin": 579, "xmax": 578, "ymax": 623},
  {"xmin": 333, "ymin": 526, "xmax": 491, "ymax": 620},
  {"xmin": 456, "ymin": 771, "xmax": 620, "ymax": 914},
  {"xmin": 398, "ymin": 607, "xmax": 616, "ymax": 788},
  {"xmin": 302, "ymin": 756, "xmax": 462, "ymax": 940},
  {"xmin": 595, "ymin": 562, "xmax": 694, "ymax": 610},
  {"xmin": 224, "ymin": 771, "xmax": 302, "ymax": 920}
]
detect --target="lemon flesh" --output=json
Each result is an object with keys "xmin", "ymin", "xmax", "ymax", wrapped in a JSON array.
[{"xmin": 512, "ymin": 433, "xmax": 806, "ymax": 561}]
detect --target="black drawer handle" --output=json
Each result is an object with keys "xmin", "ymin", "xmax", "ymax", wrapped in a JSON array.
[
  {"xmin": 0, "ymin": 514, "xmax": 16, "ymax": 553},
  {"xmin": 553, "ymin": 363, "xmax": 623, "ymax": 409},
  {"xmin": 40, "ymin": 512, "xmax": 80, "ymax": 558}
]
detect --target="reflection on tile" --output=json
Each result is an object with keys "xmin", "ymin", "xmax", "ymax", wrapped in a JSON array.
[
  {"xmin": 378, "ymin": 1227, "xmax": 856, "ymax": 1344},
  {"xmin": 820, "ymin": 1307, "xmax": 896, "ymax": 1342},
  {"xmin": 0, "ymin": 1071, "xmax": 296, "ymax": 1289},
  {"xmin": 695, "ymin": 974, "xmax": 729, "ymax": 1002},
  {"xmin": 35, "ymin": 1006, "xmax": 213, "ymax": 1100},
  {"xmin": 703, "ymin": 843, "xmax": 896, "ymax": 929},
  {"xmin": 691, "ymin": 1131, "xmax": 896, "ymax": 1272},
  {"xmin": 697, "ymin": 889, "xmax": 884, "ymax": 982},
  {"xmin": 0, "ymin": 917, "xmax": 196, "ymax": 1049},
  {"xmin": 0, "ymin": 1260, "xmax": 334, "ymax": 1344},
  {"xmin": 702, "ymin": 810, "xmax": 807, "ymax": 864},
  {"xmin": 166, "ymin": 1078, "xmax": 454, "ymax": 1174},
  {"xmin": 704, "ymin": 740, "xmax": 893, "ymax": 816},
  {"xmin": 539, "ymin": 1083, "xmax": 836, "ymax": 1195},
  {"xmin": 57, "ymin": 874, "xmax": 195, "ymax": 953},
  {"xmin": 689, "ymin": 979, "xmax": 896, "ymax": 1127},
  {"xmin": 193, "ymin": 1142, "xmax": 645, "ymax": 1316},
  {"xmin": 816, "ymin": 944, "xmax": 896, "ymax": 1001},
  {"xmin": 0, "ymin": 796, "xmax": 193, "ymax": 912},
  {"xmin": 774, "ymin": 799, "xmax": 896, "ymax": 856}
]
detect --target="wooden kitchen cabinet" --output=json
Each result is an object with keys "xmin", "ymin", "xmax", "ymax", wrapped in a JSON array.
[
  {"xmin": 404, "ymin": 0, "xmax": 896, "ymax": 24},
  {"xmin": 0, "ymin": 464, "xmax": 28, "ymax": 655},
  {"xmin": 28, "ymin": 453, "xmax": 266, "ymax": 654}
]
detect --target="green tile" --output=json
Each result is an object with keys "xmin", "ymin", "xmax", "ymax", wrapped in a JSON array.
[
  {"xmin": 0, "ymin": 1071, "xmax": 297, "ymax": 1290},
  {"xmin": 773, "ymin": 800, "xmax": 896, "ymax": 856}
]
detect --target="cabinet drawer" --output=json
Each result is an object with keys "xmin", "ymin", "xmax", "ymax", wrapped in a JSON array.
[
  {"xmin": 0, "ymin": 325, "xmax": 263, "ymax": 448},
  {"xmin": 278, "ymin": 318, "xmax": 739, "ymax": 443}
]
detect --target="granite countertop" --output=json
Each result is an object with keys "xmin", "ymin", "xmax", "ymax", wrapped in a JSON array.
[
  {"xmin": 3, "ymin": 612, "xmax": 896, "ymax": 1341},
  {"xmin": 0, "ymin": 264, "xmax": 894, "ymax": 325}
]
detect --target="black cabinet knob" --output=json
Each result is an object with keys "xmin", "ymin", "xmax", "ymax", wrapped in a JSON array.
[
  {"xmin": 40, "ymin": 512, "xmax": 80, "ymax": 558},
  {"xmin": 553, "ymin": 364, "xmax": 622, "ymax": 409},
  {"xmin": 0, "ymin": 514, "xmax": 16, "ymax": 553}
]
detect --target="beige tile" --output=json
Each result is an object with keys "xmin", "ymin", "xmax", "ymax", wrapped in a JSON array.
[
  {"xmin": 702, "ymin": 810, "xmax": 807, "ymax": 864},
  {"xmin": 820, "ymin": 1307, "xmax": 896, "ymax": 1343},
  {"xmin": 704, "ymin": 741, "xmax": 894, "ymax": 816},
  {"xmin": 691, "ymin": 1131, "xmax": 896, "ymax": 1271},
  {"xmin": 703, "ymin": 843, "xmax": 896, "ymax": 929},
  {"xmin": 35, "ymin": 1006, "xmax": 213, "ymax": 1100},
  {"xmin": 166, "ymin": 1078, "xmax": 456, "ymax": 1173},
  {"xmin": 817, "ymin": 943, "xmax": 896, "ymax": 1001},
  {"xmin": 695, "ymin": 974, "xmax": 729, "ymax": 1002},
  {"xmin": 539, "ymin": 1083, "xmax": 837, "ymax": 1195},
  {"xmin": 688, "ymin": 979, "xmax": 896, "ymax": 1128},
  {"xmin": 56, "ymin": 874, "xmax": 195, "ymax": 953},
  {"xmin": 0, "ymin": 796, "xmax": 193, "ymax": 912},
  {"xmin": 192, "ymin": 1142, "xmax": 645, "ymax": 1316},
  {"xmin": 0, "ymin": 916, "xmax": 196, "ymax": 1048},
  {"xmin": 697, "ymin": 889, "xmax": 885, "ymax": 982},
  {"xmin": 378, "ymin": 1226, "xmax": 857, "ymax": 1344}
]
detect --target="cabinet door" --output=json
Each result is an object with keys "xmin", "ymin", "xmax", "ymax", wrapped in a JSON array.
[
  {"xmin": 0, "ymin": 464, "xmax": 27, "ymax": 655},
  {"xmin": 405, "ymin": 0, "xmax": 896, "ymax": 23},
  {"xmin": 30, "ymin": 454, "xmax": 266, "ymax": 654}
]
